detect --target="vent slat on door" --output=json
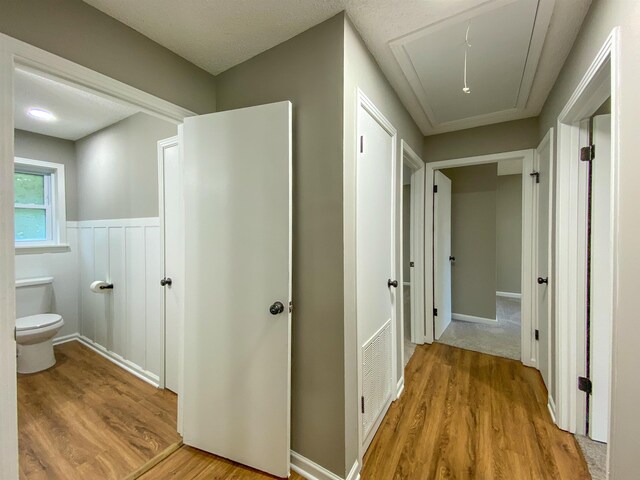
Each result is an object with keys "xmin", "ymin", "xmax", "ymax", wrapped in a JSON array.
[{"xmin": 362, "ymin": 320, "xmax": 392, "ymax": 439}]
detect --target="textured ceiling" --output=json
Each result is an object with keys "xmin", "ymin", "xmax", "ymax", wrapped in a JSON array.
[
  {"xmin": 14, "ymin": 68, "xmax": 138, "ymax": 140},
  {"xmin": 82, "ymin": 0, "xmax": 592, "ymax": 135}
]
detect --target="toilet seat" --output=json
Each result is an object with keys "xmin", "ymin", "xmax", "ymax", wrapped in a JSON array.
[{"xmin": 16, "ymin": 314, "xmax": 63, "ymax": 331}]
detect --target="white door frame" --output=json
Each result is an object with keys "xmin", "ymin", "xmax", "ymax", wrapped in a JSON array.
[
  {"xmin": 424, "ymin": 150, "xmax": 536, "ymax": 365},
  {"xmin": 400, "ymin": 141, "xmax": 426, "ymax": 351},
  {"xmin": 554, "ymin": 28, "xmax": 618, "ymax": 445},
  {"xmin": 0, "ymin": 33, "xmax": 193, "ymax": 479},
  {"xmin": 157, "ymin": 135, "xmax": 180, "ymax": 393},
  {"xmin": 355, "ymin": 89, "xmax": 398, "ymax": 459}
]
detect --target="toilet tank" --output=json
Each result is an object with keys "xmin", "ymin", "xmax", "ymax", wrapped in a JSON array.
[{"xmin": 15, "ymin": 277, "xmax": 54, "ymax": 318}]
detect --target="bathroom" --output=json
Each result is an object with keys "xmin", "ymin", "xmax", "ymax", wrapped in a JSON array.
[{"xmin": 14, "ymin": 67, "xmax": 182, "ymax": 478}]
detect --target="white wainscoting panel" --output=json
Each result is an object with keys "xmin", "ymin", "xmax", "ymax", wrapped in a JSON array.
[{"xmin": 78, "ymin": 218, "xmax": 161, "ymax": 382}]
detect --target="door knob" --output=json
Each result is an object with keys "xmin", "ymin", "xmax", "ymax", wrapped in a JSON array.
[
  {"xmin": 537, "ymin": 277, "xmax": 548, "ymax": 285},
  {"xmin": 269, "ymin": 301, "xmax": 285, "ymax": 315},
  {"xmin": 160, "ymin": 277, "xmax": 172, "ymax": 287},
  {"xmin": 388, "ymin": 279, "xmax": 398, "ymax": 288}
]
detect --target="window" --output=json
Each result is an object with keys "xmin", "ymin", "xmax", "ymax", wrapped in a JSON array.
[
  {"xmin": 14, "ymin": 157, "xmax": 67, "ymax": 251},
  {"xmin": 14, "ymin": 171, "xmax": 53, "ymax": 242}
]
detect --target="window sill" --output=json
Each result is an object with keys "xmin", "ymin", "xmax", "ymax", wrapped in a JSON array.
[{"xmin": 15, "ymin": 244, "xmax": 71, "ymax": 255}]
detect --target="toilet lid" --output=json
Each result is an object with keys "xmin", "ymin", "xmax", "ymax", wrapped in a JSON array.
[{"xmin": 16, "ymin": 314, "xmax": 62, "ymax": 331}]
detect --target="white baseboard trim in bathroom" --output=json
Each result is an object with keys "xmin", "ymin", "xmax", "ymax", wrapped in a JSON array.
[
  {"xmin": 291, "ymin": 452, "xmax": 360, "ymax": 480},
  {"xmin": 52, "ymin": 333, "xmax": 80, "ymax": 345},
  {"xmin": 496, "ymin": 291, "xmax": 522, "ymax": 299},
  {"xmin": 396, "ymin": 376, "xmax": 405, "ymax": 399},
  {"xmin": 76, "ymin": 336, "xmax": 160, "ymax": 387},
  {"xmin": 547, "ymin": 394, "xmax": 557, "ymax": 424},
  {"xmin": 452, "ymin": 313, "xmax": 497, "ymax": 325}
]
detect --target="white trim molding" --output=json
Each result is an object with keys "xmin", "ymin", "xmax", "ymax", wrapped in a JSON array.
[
  {"xmin": 496, "ymin": 291, "xmax": 522, "ymax": 299},
  {"xmin": 290, "ymin": 452, "xmax": 360, "ymax": 480},
  {"xmin": 424, "ymin": 149, "xmax": 536, "ymax": 367},
  {"xmin": 451, "ymin": 313, "xmax": 497, "ymax": 325},
  {"xmin": 554, "ymin": 28, "xmax": 618, "ymax": 438},
  {"xmin": 52, "ymin": 332, "xmax": 80, "ymax": 346},
  {"xmin": 396, "ymin": 376, "xmax": 405, "ymax": 399}
]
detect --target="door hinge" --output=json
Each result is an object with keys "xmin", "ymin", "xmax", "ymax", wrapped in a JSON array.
[
  {"xmin": 578, "ymin": 376, "xmax": 593, "ymax": 395},
  {"xmin": 433, "ymin": 185, "xmax": 438, "ymax": 193},
  {"xmin": 361, "ymin": 396, "xmax": 365, "ymax": 414},
  {"xmin": 580, "ymin": 144, "xmax": 595, "ymax": 162},
  {"xmin": 433, "ymin": 308, "xmax": 438, "ymax": 316},
  {"xmin": 409, "ymin": 261, "xmax": 415, "ymax": 267},
  {"xmin": 360, "ymin": 135, "xmax": 364, "ymax": 153},
  {"xmin": 530, "ymin": 171, "xmax": 540, "ymax": 183},
  {"xmin": 535, "ymin": 329, "xmax": 539, "ymax": 341},
  {"xmin": 289, "ymin": 301, "xmax": 293, "ymax": 313}
]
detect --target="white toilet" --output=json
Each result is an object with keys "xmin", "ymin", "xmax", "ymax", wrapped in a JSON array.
[{"xmin": 15, "ymin": 277, "xmax": 65, "ymax": 374}]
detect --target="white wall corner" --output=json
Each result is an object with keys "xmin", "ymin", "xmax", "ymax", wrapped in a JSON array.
[
  {"xmin": 291, "ymin": 452, "xmax": 360, "ymax": 480},
  {"xmin": 396, "ymin": 376, "xmax": 405, "ymax": 399}
]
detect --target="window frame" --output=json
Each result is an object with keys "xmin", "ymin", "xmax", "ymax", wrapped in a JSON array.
[{"xmin": 14, "ymin": 157, "xmax": 68, "ymax": 253}]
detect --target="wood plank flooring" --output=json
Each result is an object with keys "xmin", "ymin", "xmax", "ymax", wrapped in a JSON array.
[
  {"xmin": 362, "ymin": 343, "xmax": 590, "ymax": 479},
  {"xmin": 138, "ymin": 446, "xmax": 306, "ymax": 480},
  {"xmin": 18, "ymin": 340, "xmax": 181, "ymax": 479}
]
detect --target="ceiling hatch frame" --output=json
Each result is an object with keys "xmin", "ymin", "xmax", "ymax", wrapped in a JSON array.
[{"xmin": 389, "ymin": 0, "xmax": 555, "ymax": 135}]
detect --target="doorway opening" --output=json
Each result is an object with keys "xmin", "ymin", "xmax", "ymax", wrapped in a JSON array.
[
  {"xmin": 400, "ymin": 141, "xmax": 425, "ymax": 369},
  {"xmin": 425, "ymin": 150, "xmax": 538, "ymax": 366},
  {"xmin": 433, "ymin": 162, "xmax": 523, "ymax": 360},
  {"xmin": 11, "ymin": 63, "xmax": 183, "ymax": 478}
]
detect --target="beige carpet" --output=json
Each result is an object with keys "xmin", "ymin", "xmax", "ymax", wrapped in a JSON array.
[
  {"xmin": 437, "ymin": 296, "xmax": 521, "ymax": 360},
  {"xmin": 575, "ymin": 434, "xmax": 607, "ymax": 480}
]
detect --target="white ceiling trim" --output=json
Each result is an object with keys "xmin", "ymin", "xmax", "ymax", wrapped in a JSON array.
[{"xmin": 389, "ymin": 0, "xmax": 555, "ymax": 135}]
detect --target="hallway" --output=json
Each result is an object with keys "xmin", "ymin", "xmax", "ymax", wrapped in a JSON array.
[{"xmin": 362, "ymin": 343, "xmax": 590, "ymax": 479}]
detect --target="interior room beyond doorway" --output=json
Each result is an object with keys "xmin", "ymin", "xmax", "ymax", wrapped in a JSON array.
[{"xmin": 436, "ymin": 161, "xmax": 523, "ymax": 361}]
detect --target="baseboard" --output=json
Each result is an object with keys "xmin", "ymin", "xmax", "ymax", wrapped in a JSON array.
[
  {"xmin": 396, "ymin": 376, "xmax": 405, "ymax": 399},
  {"xmin": 76, "ymin": 336, "xmax": 160, "ymax": 387},
  {"xmin": 290, "ymin": 452, "xmax": 360, "ymax": 480},
  {"xmin": 547, "ymin": 394, "xmax": 557, "ymax": 425},
  {"xmin": 496, "ymin": 291, "xmax": 522, "ymax": 299},
  {"xmin": 52, "ymin": 332, "xmax": 80, "ymax": 345},
  {"xmin": 451, "ymin": 313, "xmax": 497, "ymax": 325}
]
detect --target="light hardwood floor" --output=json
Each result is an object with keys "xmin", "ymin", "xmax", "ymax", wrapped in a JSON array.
[
  {"xmin": 362, "ymin": 343, "xmax": 590, "ymax": 479},
  {"xmin": 18, "ymin": 341, "xmax": 181, "ymax": 479},
  {"xmin": 143, "ymin": 342, "xmax": 590, "ymax": 480}
]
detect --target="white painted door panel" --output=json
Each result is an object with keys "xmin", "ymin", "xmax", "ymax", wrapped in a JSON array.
[
  {"xmin": 182, "ymin": 102, "xmax": 292, "ymax": 478},
  {"xmin": 536, "ymin": 130, "xmax": 553, "ymax": 390},
  {"xmin": 590, "ymin": 114, "xmax": 612, "ymax": 443},
  {"xmin": 357, "ymin": 102, "xmax": 396, "ymax": 453},
  {"xmin": 161, "ymin": 141, "xmax": 183, "ymax": 394},
  {"xmin": 433, "ymin": 171, "xmax": 452, "ymax": 340}
]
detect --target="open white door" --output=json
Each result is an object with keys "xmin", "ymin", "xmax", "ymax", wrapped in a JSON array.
[
  {"xmin": 535, "ymin": 129, "xmax": 553, "ymax": 389},
  {"xmin": 159, "ymin": 137, "xmax": 182, "ymax": 394},
  {"xmin": 589, "ymin": 114, "xmax": 612, "ymax": 443},
  {"xmin": 433, "ymin": 171, "xmax": 452, "ymax": 340},
  {"xmin": 181, "ymin": 102, "xmax": 292, "ymax": 478}
]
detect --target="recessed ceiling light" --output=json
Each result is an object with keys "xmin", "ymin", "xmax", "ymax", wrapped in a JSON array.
[{"xmin": 28, "ymin": 108, "xmax": 55, "ymax": 121}]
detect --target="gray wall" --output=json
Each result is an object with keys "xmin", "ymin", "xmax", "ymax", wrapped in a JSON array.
[
  {"xmin": 496, "ymin": 175, "xmax": 522, "ymax": 293},
  {"xmin": 75, "ymin": 113, "xmax": 176, "ymax": 221},
  {"xmin": 538, "ymin": 1, "xmax": 640, "ymax": 474},
  {"xmin": 423, "ymin": 117, "xmax": 539, "ymax": 162},
  {"xmin": 441, "ymin": 164, "xmax": 497, "ymax": 320},
  {"xmin": 342, "ymin": 15, "xmax": 425, "ymax": 475},
  {"xmin": 14, "ymin": 129, "xmax": 78, "ymax": 220},
  {"xmin": 0, "ymin": 0, "xmax": 216, "ymax": 114},
  {"xmin": 216, "ymin": 15, "xmax": 346, "ymax": 476}
]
